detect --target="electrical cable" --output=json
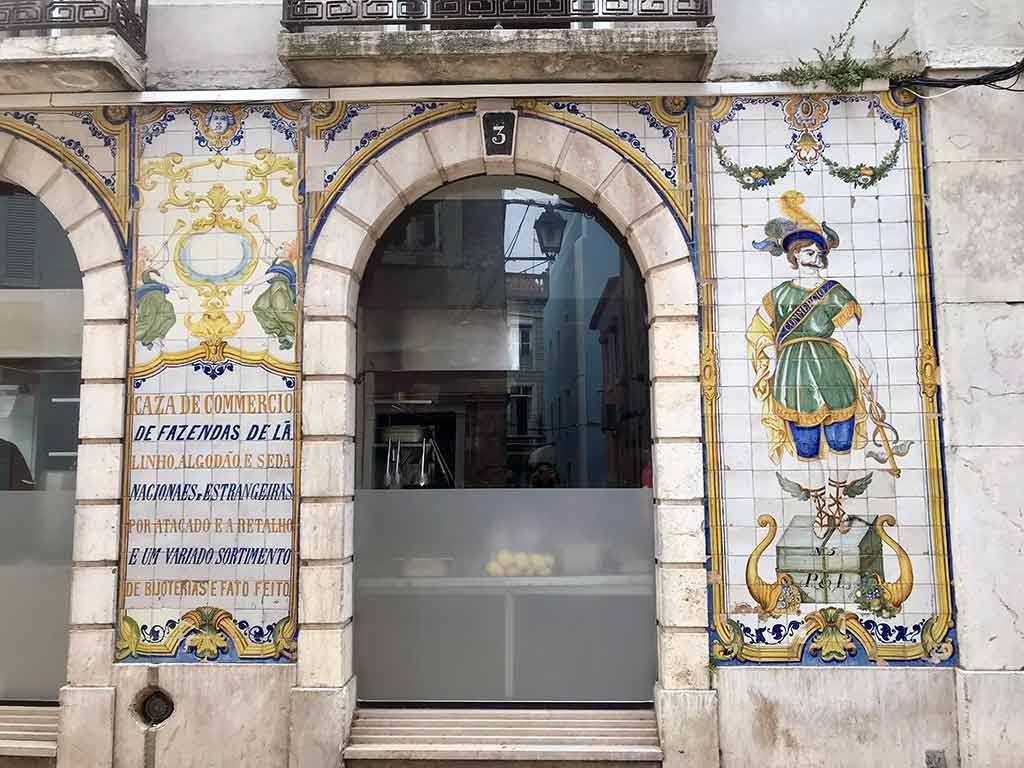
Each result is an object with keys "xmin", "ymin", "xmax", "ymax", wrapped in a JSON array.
[
  {"xmin": 503, "ymin": 203, "xmax": 532, "ymax": 261},
  {"xmin": 892, "ymin": 56, "xmax": 1024, "ymax": 91}
]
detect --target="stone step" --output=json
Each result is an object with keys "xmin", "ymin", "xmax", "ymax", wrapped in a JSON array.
[
  {"xmin": 344, "ymin": 744, "xmax": 664, "ymax": 762},
  {"xmin": 0, "ymin": 707, "xmax": 60, "ymax": 760},
  {"xmin": 351, "ymin": 735, "xmax": 659, "ymax": 746},
  {"xmin": 0, "ymin": 707, "xmax": 59, "ymax": 719},
  {"xmin": 352, "ymin": 726, "xmax": 658, "ymax": 737},
  {"xmin": 345, "ymin": 761, "xmax": 661, "ymax": 768},
  {"xmin": 0, "ymin": 739, "xmax": 58, "ymax": 758},
  {"xmin": 355, "ymin": 709, "xmax": 654, "ymax": 720},
  {"xmin": 0, "ymin": 717, "xmax": 59, "ymax": 728},
  {"xmin": 354, "ymin": 718, "xmax": 655, "ymax": 728},
  {"xmin": 0, "ymin": 729, "xmax": 58, "ymax": 741},
  {"xmin": 345, "ymin": 708, "xmax": 662, "ymax": 764}
]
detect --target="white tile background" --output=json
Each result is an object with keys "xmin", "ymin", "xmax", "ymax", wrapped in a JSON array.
[{"xmin": 705, "ymin": 95, "xmax": 941, "ymax": 639}]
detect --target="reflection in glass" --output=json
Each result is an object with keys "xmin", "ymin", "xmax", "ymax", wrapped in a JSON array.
[
  {"xmin": 354, "ymin": 177, "xmax": 655, "ymax": 703},
  {"xmin": 0, "ymin": 184, "xmax": 80, "ymax": 701}
]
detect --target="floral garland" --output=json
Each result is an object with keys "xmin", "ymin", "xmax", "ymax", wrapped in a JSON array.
[
  {"xmin": 822, "ymin": 136, "xmax": 902, "ymax": 188},
  {"xmin": 712, "ymin": 138, "xmax": 793, "ymax": 191}
]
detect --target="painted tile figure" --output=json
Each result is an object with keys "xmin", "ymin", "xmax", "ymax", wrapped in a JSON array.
[{"xmin": 746, "ymin": 191, "xmax": 906, "ymax": 538}]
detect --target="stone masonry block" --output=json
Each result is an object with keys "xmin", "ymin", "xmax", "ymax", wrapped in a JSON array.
[
  {"xmin": 657, "ymin": 564, "xmax": 708, "ymax": 628},
  {"xmin": 57, "ymin": 686, "xmax": 114, "ymax": 768},
  {"xmin": 82, "ymin": 263, "xmax": 129, "ymax": 321},
  {"xmin": 66, "ymin": 628, "xmax": 114, "ymax": 686},
  {"xmin": 656, "ymin": 503, "xmax": 706, "ymax": 565},
  {"xmin": 939, "ymin": 302, "xmax": 1024, "ymax": 449},
  {"xmin": 376, "ymin": 132, "xmax": 444, "ymax": 204},
  {"xmin": 299, "ymin": 501, "xmax": 350, "ymax": 562},
  {"xmin": 312, "ymin": 207, "xmax": 376, "ymax": 277},
  {"xmin": 947, "ymin": 444, "xmax": 1024, "ymax": 670},
  {"xmin": 628, "ymin": 205, "xmax": 689, "ymax": 274},
  {"xmin": 303, "ymin": 319, "xmax": 356, "ymax": 377},
  {"xmin": 69, "ymin": 565, "xmax": 117, "ymax": 625},
  {"xmin": 653, "ymin": 441, "xmax": 704, "ymax": 502},
  {"xmin": 650, "ymin": 319, "xmax": 700, "ymax": 379},
  {"xmin": 41, "ymin": 171, "xmax": 100, "ymax": 232},
  {"xmin": 72, "ymin": 503, "xmax": 120, "ymax": 563},
  {"xmin": 81, "ymin": 322, "xmax": 127, "ymax": 380},
  {"xmin": 298, "ymin": 625, "xmax": 353, "ymax": 688},
  {"xmin": 336, "ymin": 162, "xmax": 404, "ymax": 236},
  {"xmin": 926, "ymin": 87, "xmax": 1024, "ymax": 164},
  {"xmin": 288, "ymin": 684, "xmax": 356, "ymax": 768},
  {"xmin": 4, "ymin": 139, "xmax": 61, "ymax": 196},
  {"xmin": 646, "ymin": 261, "xmax": 699, "ymax": 319},
  {"xmin": 151, "ymin": 665, "xmax": 293, "ymax": 766},
  {"xmin": 77, "ymin": 382, "xmax": 125, "ymax": 440},
  {"xmin": 652, "ymin": 379, "xmax": 702, "ymax": 440},
  {"xmin": 656, "ymin": 686, "xmax": 719, "ymax": 768},
  {"xmin": 302, "ymin": 378, "xmax": 355, "ymax": 438},
  {"xmin": 300, "ymin": 440, "xmax": 354, "ymax": 499},
  {"xmin": 425, "ymin": 117, "xmax": 485, "ymax": 180},
  {"xmin": 75, "ymin": 441, "xmax": 122, "ymax": 501},
  {"xmin": 0, "ymin": 133, "xmax": 14, "ymax": 164},
  {"xmin": 514, "ymin": 117, "xmax": 569, "ymax": 181},
  {"xmin": 305, "ymin": 263, "xmax": 358, "ymax": 319},
  {"xmin": 715, "ymin": 668, "xmax": 955, "ymax": 767},
  {"xmin": 957, "ymin": 669, "xmax": 1024, "ymax": 768},
  {"xmin": 556, "ymin": 129, "xmax": 621, "ymax": 202},
  {"xmin": 343, "ymin": 560, "xmax": 353, "ymax": 622},
  {"xmin": 929, "ymin": 159, "xmax": 1024, "ymax": 304},
  {"xmin": 68, "ymin": 210, "xmax": 123, "ymax": 272},
  {"xmin": 597, "ymin": 160, "xmax": 663, "ymax": 234},
  {"xmin": 299, "ymin": 564, "xmax": 345, "ymax": 625},
  {"xmin": 659, "ymin": 629, "xmax": 710, "ymax": 690}
]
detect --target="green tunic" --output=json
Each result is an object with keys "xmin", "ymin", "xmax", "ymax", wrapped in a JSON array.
[{"xmin": 765, "ymin": 280, "xmax": 861, "ymax": 426}]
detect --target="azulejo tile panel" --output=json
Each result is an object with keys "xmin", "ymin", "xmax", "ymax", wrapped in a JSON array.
[
  {"xmin": 117, "ymin": 105, "xmax": 303, "ymax": 662},
  {"xmin": 12, "ymin": 95, "xmax": 952, "ymax": 668},
  {"xmin": 693, "ymin": 91, "xmax": 955, "ymax": 665},
  {"xmin": 0, "ymin": 107, "xmax": 132, "ymax": 249}
]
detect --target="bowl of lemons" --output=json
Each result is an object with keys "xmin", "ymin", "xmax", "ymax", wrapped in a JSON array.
[{"xmin": 485, "ymin": 549, "xmax": 555, "ymax": 577}]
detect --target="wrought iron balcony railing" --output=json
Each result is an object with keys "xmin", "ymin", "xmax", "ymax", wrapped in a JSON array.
[
  {"xmin": 0, "ymin": 0, "xmax": 148, "ymax": 55},
  {"xmin": 282, "ymin": 0, "xmax": 713, "ymax": 31}
]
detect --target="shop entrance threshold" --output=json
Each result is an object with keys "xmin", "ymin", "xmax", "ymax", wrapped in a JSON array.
[
  {"xmin": 0, "ymin": 704, "xmax": 59, "ymax": 759},
  {"xmin": 343, "ymin": 707, "xmax": 663, "ymax": 766}
]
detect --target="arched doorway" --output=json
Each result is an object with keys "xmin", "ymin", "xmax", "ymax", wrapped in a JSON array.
[
  {"xmin": 352, "ymin": 175, "xmax": 656, "ymax": 703},
  {"xmin": 0, "ymin": 182, "xmax": 82, "ymax": 702}
]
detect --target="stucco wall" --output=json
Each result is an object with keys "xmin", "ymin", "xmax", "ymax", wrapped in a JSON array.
[
  {"xmin": 927, "ymin": 86, "xmax": 1024, "ymax": 768},
  {"xmin": 146, "ymin": 0, "xmax": 291, "ymax": 90},
  {"xmin": 143, "ymin": 0, "xmax": 1024, "ymax": 90}
]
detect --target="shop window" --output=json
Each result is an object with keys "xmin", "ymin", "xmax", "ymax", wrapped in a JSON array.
[
  {"xmin": 353, "ymin": 176, "xmax": 654, "ymax": 704},
  {"xmin": 0, "ymin": 184, "xmax": 81, "ymax": 701}
]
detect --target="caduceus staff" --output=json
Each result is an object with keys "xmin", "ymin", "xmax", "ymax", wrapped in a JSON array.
[{"xmin": 858, "ymin": 367, "xmax": 902, "ymax": 478}]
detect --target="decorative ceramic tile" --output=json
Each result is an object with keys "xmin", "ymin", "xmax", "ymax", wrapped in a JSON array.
[
  {"xmin": 694, "ymin": 92, "xmax": 955, "ymax": 666},
  {"xmin": 305, "ymin": 100, "xmax": 475, "ymax": 235},
  {"xmin": 117, "ymin": 105, "xmax": 302, "ymax": 663},
  {"xmin": 522, "ymin": 98, "xmax": 682, "ymax": 187},
  {"xmin": 0, "ymin": 107, "xmax": 132, "ymax": 251}
]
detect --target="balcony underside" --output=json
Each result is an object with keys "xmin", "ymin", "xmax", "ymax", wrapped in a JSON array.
[
  {"xmin": 0, "ymin": 34, "xmax": 146, "ymax": 93},
  {"xmin": 279, "ymin": 27, "xmax": 716, "ymax": 87}
]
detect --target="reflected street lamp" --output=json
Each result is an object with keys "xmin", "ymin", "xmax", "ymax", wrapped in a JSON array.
[{"xmin": 532, "ymin": 205, "xmax": 568, "ymax": 260}]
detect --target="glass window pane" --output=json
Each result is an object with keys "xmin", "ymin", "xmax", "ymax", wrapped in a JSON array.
[
  {"xmin": 0, "ymin": 185, "xmax": 80, "ymax": 701},
  {"xmin": 354, "ymin": 177, "xmax": 654, "ymax": 703}
]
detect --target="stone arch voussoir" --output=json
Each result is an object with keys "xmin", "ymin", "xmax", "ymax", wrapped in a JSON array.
[
  {"xmin": 0, "ymin": 130, "xmax": 129, "ymax": 701},
  {"xmin": 298, "ymin": 109, "xmax": 707, "ymax": 702}
]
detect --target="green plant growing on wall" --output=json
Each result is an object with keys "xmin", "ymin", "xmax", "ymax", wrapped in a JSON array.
[{"xmin": 770, "ymin": 0, "xmax": 920, "ymax": 92}]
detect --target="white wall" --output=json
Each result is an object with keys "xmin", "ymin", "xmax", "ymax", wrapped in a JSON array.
[{"xmin": 926, "ymin": 85, "xmax": 1024, "ymax": 767}]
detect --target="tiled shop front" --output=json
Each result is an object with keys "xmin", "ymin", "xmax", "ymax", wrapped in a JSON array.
[{"xmin": 0, "ymin": 92, "xmax": 960, "ymax": 766}]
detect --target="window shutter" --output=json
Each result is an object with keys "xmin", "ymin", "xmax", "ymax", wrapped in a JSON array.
[{"xmin": 1, "ymin": 194, "xmax": 40, "ymax": 288}]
